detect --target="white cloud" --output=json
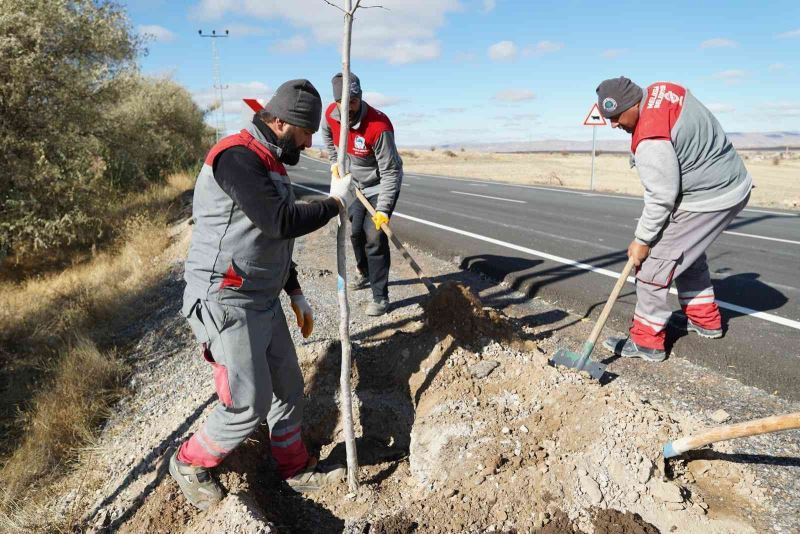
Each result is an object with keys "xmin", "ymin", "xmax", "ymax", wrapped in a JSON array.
[
  {"xmin": 712, "ymin": 69, "xmax": 746, "ymax": 85},
  {"xmin": 706, "ymin": 103, "xmax": 736, "ymax": 114},
  {"xmin": 493, "ymin": 89, "xmax": 535, "ymax": 102},
  {"xmin": 190, "ymin": 0, "xmax": 460, "ymax": 64},
  {"xmin": 769, "ymin": 63, "xmax": 786, "ymax": 72},
  {"xmin": 270, "ymin": 35, "xmax": 308, "ymax": 54},
  {"xmin": 362, "ymin": 92, "xmax": 405, "ymax": 107},
  {"xmin": 700, "ymin": 38, "xmax": 737, "ymax": 49},
  {"xmin": 763, "ymin": 101, "xmax": 800, "ymax": 116},
  {"xmin": 523, "ymin": 40, "xmax": 564, "ymax": 57},
  {"xmin": 601, "ymin": 48, "xmax": 627, "ymax": 59},
  {"xmin": 776, "ymin": 28, "xmax": 800, "ymax": 39},
  {"xmin": 488, "ymin": 40, "xmax": 518, "ymax": 61},
  {"xmin": 138, "ymin": 24, "xmax": 176, "ymax": 43},
  {"xmin": 482, "ymin": 0, "xmax": 496, "ymax": 12},
  {"xmin": 193, "ymin": 81, "xmax": 273, "ymax": 119}
]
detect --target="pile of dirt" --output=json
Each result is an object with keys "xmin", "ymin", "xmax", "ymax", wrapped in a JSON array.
[
  {"xmin": 592, "ymin": 508, "xmax": 660, "ymax": 534},
  {"xmin": 422, "ymin": 281, "xmax": 533, "ymax": 350}
]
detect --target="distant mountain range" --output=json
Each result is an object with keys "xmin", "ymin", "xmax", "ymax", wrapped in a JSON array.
[{"xmin": 428, "ymin": 131, "xmax": 800, "ymax": 153}]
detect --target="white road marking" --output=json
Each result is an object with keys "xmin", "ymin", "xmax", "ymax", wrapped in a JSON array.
[
  {"xmin": 406, "ymin": 172, "xmax": 800, "ymax": 217},
  {"xmin": 451, "ymin": 191, "xmax": 526, "ymax": 203},
  {"xmin": 292, "ymin": 182, "xmax": 799, "ymax": 331},
  {"xmin": 722, "ymin": 231, "xmax": 800, "ymax": 245}
]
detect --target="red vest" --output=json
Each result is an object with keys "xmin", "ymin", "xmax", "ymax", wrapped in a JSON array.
[
  {"xmin": 204, "ymin": 129, "xmax": 287, "ymax": 176},
  {"xmin": 324, "ymin": 102, "xmax": 394, "ymax": 159},
  {"xmin": 632, "ymin": 82, "xmax": 686, "ymax": 153}
]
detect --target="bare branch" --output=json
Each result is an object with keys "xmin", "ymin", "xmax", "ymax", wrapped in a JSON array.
[
  {"xmin": 322, "ymin": 0, "xmax": 347, "ymax": 13},
  {"xmin": 358, "ymin": 4, "xmax": 389, "ymax": 10}
]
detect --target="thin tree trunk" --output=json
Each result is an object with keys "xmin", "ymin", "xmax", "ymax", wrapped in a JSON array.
[{"xmin": 336, "ymin": 0, "xmax": 359, "ymax": 492}]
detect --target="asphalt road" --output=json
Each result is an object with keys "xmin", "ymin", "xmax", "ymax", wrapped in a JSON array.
[{"xmin": 291, "ymin": 155, "xmax": 800, "ymax": 401}]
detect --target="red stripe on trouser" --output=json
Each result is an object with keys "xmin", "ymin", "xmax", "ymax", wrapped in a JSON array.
[
  {"xmin": 682, "ymin": 302, "xmax": 721, "ymax": 330},
  {"xmin": 271, "ymin": 427, "xmax": 309, "ymax": 479},
  {"xmin": 629, "ymin": 318, "xmax": 666, "ymax": 350},
  {"xmin": 177, "ymin": 428, "xmax": 230, "ymax": 468}
]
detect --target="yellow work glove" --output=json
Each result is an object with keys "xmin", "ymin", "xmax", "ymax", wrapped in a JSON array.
[
  {"xmin": 330, "ymin": 163, "xmax": 340, "ymax": 180},
  {"xmin": 372, "ymin": 211, "xmax": 389, "ymax": 231},
  {"xmin": 290, "ymin": 293, "xmax": 314, "ymax": 338}
]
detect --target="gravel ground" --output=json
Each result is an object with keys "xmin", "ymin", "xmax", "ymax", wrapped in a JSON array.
[{"xmin": 42, "ymin": 216, "xmax": 799, "ymax": 533}]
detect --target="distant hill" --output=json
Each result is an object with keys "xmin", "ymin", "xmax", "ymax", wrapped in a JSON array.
[{"xmin": 424, "ymin": 131, "xmax": 800, "ymax": 153}]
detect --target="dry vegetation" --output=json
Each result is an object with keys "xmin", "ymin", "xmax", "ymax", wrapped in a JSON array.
[
  {"xmin": 0, "ymin": 172, "xmax": 194, "ymax": 530},
  {"xmin": 395, "ymin": 149, "xmax": 800, "ymax": 210}
]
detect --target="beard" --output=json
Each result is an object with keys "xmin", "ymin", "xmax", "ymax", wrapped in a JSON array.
[{"xmin": 276, "ymin": 130, "xmax": 301, "ymax": 165}]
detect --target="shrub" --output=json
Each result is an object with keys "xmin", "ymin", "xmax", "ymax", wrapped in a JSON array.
[
  {"xmin": 0, "ymin": 0, "xmax": 209, "ymax": 263},
  {"xmin": 443, "ymin": 150, "xmax": 457, "ymax": 158}
]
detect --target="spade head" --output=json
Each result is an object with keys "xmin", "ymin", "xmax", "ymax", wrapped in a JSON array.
[{"xmin": 550, "ymin": 347, "xmax": 607, "ymax": 380}]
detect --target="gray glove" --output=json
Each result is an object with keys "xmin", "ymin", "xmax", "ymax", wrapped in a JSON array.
[{"xmin": 329, "ymin": 173, "xmax": 356, "ymax": 209}]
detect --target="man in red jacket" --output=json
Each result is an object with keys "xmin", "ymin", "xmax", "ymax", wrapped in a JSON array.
[{"xmin": 321, "ymin": 73, "xmax": 404, "ymax": 316}]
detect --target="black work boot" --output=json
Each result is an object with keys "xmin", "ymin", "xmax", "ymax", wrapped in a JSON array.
[{"xmin": 602, "ymin": 336, "xmax": 666, "ymax": 363}]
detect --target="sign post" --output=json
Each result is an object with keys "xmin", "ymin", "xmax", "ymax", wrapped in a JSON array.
[{"xmin": 583, "ymin": 103, "xmax": 607, "ymax": 191}]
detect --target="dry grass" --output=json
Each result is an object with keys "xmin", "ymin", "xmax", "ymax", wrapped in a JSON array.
[
  {"xmin": 0, "ymin": 172, "xmax": 194, "ymax": 531},
  {"xmin": 398, "ymin": 149, "xmax": 800, "ymax": 210}
]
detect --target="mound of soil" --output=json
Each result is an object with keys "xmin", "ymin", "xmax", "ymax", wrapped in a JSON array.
[
  {"xmin": 593, "ymin": 508, "xmax": 660, "ymax": 534},
  {"xmin": 422, "ymin": 281, "xmax": 528, "ymax": 349}
]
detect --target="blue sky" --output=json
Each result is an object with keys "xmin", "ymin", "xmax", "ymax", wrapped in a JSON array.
[{"xmin": 127, "ymin": 0, "xmax": 800, "ymax": 147}]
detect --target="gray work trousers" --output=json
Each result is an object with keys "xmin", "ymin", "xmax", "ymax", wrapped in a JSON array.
[
  {"xmin": 176, "ymin": 294, "xmax": 309, "ymax": 477},
  {"xmin": 630, "ymin": 194, "xmax": 749, "ymax": 349}
]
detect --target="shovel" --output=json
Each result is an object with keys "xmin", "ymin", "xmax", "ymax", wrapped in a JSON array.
[
  {"xmin": 353, "ymin": 189, "xmax": 436, "ymax": 294},
  {"xmin": 550, "ymin": 256, "xmax": 636, "ymax": 380}
]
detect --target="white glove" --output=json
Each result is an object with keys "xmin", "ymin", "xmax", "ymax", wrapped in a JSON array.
[
  {"xmin": 329, "ymin": 172, "xmax": 356, "ymax": 209},
  {"xmin": 290, "ymin": 293, "xmax": 314, "ymax": 338}
]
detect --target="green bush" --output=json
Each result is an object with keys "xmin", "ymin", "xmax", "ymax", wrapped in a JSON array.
[
  {"xmin": 0, "ymin": 0, "xmax": 209, "ymax": 262},
  {"xmin": 103, "ymin": 75, "xmax": 210, "ymax": 190}
]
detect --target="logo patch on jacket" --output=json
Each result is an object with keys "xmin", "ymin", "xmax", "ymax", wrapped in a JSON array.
[{"xmin": 354, "ymin": 136, "xmax": 366, "ymax": 150}]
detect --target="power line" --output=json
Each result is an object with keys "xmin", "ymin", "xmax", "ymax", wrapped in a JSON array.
[{"xmin": 198, "ymin": 29, "xmax": 229, "ymax": 142}]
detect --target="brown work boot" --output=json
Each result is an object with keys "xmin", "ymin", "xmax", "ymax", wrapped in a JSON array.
[
  {"xmin": 168, "ymin": 447, "xmax": 224, "ymax": 510},
  {"xmin": 285, "ymin": 457, "xmax": 346, "ymax": 493}
]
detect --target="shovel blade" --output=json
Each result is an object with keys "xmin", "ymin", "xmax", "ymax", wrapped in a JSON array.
[{"xmin": 550, "ymin": 347, "xmax": 607, "ymax": 380}]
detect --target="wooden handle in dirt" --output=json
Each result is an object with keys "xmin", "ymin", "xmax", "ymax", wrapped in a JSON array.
[
  {"xmin": 586, "ymin": 257, "xmax": 636, "ymax": 346},
  {"xmin": 353, "ymin": 188, "xmax": 437, "ymax": 294},
  {"xmin": 664, "ymin": 412, "xmax": 800, "ymax": 458}
]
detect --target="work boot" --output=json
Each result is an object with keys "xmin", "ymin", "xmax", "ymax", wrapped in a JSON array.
[
  {"xmin": 285, "ymin": 458, "xmax": 346, "ymax": 493},
  {"xmin": 168, "ymin": 447, "xmax": 224, "ymax": 510},
  {"xmin": 602, "ymin": 336, "xmax": 666, "ymax": 363},
  {"xmin": 669, "ymin": 313, "xmax": 723, "ymax": 339},
  {"xmin": 365, "ymin": 298, "xmax": 389, "ymax": 316},
  {"xmin": 348, "ymin": 271, "xmax": 369, "ymax": 290}
]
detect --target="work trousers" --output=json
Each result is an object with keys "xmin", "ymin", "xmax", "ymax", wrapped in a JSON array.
[
  {"xmin": 349, "ymin": 194, "xmax": 391, "ymax": 301},
  {"xmin": 630, "ymin": 194, "xmax": 749, "ymax": 350},
  {"xmin": 177, "ymin": 295, "xmax": 309, "ymax": 478}
]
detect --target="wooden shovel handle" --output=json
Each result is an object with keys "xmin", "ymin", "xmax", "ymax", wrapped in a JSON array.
[
  {"xmin": 587, "ymin": 257, "xmax": 636, "ymax": 346},
  {"xmin": 665, "ymin": 412, "xmax": 800, "ymax": 458},
  {"xmin": 353, "ymin": 188, "xmax": 436, "ymax": 294}
]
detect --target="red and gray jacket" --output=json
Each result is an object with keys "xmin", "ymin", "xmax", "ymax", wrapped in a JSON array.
[
  {"xmin": 321, "ymin": 101, "xmax": 403, "ymax": 214},
  {"xmin": 631, "ymin": 82, "xmax": 752, "ymax": 244},
  {"xmin": 184, "ymin": 121, "xmax": 339, "ymax": 309}
]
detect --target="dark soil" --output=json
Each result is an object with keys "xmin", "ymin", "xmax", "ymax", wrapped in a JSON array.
[
  {"xmin": 592, "ymin": 508, "xmax": 661, "ymax": 534},
  {"xmin": 422, "ymin": 281, "xmax": 531, "ymax": 349}
]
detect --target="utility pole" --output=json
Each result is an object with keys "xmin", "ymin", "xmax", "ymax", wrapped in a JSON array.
[{"xmin": 198, "ymin": 29, "xmax": 229, "ymax": 142}]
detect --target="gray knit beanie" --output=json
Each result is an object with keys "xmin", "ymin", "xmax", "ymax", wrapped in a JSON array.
[
  {"xmin": 262, "ymin": 79, "xmax": 322, "ymax": 131},
  {"xmin": 596, "ymin": 77, "xmax": 643, "ymax": 118},
  {"xmin": 332, "ymin": 72, "xmax": 362, "ymax": 102}
]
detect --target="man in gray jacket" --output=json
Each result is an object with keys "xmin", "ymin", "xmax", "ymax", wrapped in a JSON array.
[
  {"xmin": 170, "ymin": 79, "xmax": 356, "ymax": 510},
  {"xmin": 595, "ymin": 77, "xmax": 752, "ymax": 362},
  {"xmin": 321, "ymin": 73, "xmax": 404, "ymax": 316}
]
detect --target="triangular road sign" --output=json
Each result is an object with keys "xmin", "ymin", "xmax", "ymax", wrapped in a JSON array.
[
  {"xmin": 243, "ymin": 98, "xmax": 264, "ymax": 112},
  {"xmin": 583, "ymin": 103, "xmax": 607, "ymax": 126}
]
